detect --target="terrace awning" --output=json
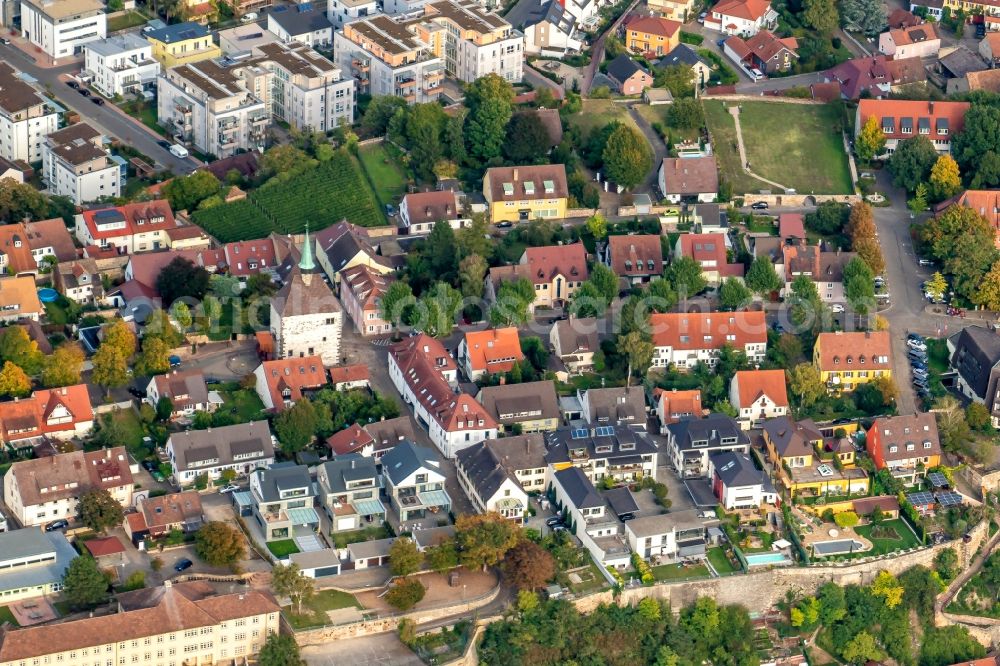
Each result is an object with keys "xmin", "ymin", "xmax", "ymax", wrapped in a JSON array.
[
  {"xmin": 287, "ymin": 507, "xmax": 319, "ymax": 525},
  {"xmin": 418, "ymin": 489, "xmax": 451, "ymax": 508},
  {"xmin": 351, "ymin": 498, "xmax": 385, "ymax": 517}
]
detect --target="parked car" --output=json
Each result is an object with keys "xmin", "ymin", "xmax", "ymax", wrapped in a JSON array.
[
  {"xmin": 907, "ymin": 333, "xmax": 925, "ymax": 342},
  {"xmin": 496, "ymin": 221, "xmax": 513, "ymax": 228},
  {"xmin": 907, "ymin": 339, "xmax": 927, "ymax": 352},
  {"xmin": 750, "ymin": 201, "xmax": 769, "ymax": 210},
  {"xmin": 44, "ymin": 519, "xmax": 69, "ymax": 532},
  {"xmin": 91, "ymin": 97, "xmax": 104, "ymax": 106},
  {"xmin": 66, "ymin": 80, "xmax": 79, "ymax": 89},
  {"xmin": 157, "ymin": 139, "xmax": 171, "ymax": 149},
  {"xmin": 918, "ymin": 258, "xmax": 934, "ymax": 266},
  {"xmin": 169, "ymin": 355, "xmax": 182, "ymax": 368},
  {"xmin": 545, "ymin": 516, "xmax": 563, "ymax": 527},
  {"xmin": 174, "ymin": 558, "xmax": 193, "ymax": 572},
  {"xmin": 219, "ymin": 484, "xmax": 239, "ymax": 494},
  {"xmin": 0, "ymin": 38, "xmax": 10, "ymax": 45},
  {"xmin": 911, "ymin": 361, "xmax": 928, "ymax": 372},
  {"xmin": 912, "ymin": 368, "xmax": 929, "ymax": 380},
  {"xmin": 698, "ymin": 11, "xmax": 707, "ymax": 22},
  {"xmin": 384, "ymin": 203, "xmax": 397, "ymax": 217},
  {"xmin": 141, "ymin": 459, "xmax": 157, "ymax": 473},
  {"xmin": 128, "ymin": 386, "xmax": 145, "ymax": 399},
  {"xmin": 78, "ymin": 88, "xmax": 90, "ymax": 97},
  {"xmin": 830, "ymin": 303, "xmax": 845, "ymax": 313}
]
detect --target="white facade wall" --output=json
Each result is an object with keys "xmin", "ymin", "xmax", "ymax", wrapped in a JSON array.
[
  {"xmin": 333, "ymin": 34, "xmax": 444, "ymax": 104},
  {"xmin": 85, "ymin": 40, "xmax": 160, "ymax": 97},
  {"xmin": 279, "ymin": 75, "xmax": 354, "ymax": 132},
  {"xmin": 452, "ymin": 32, "xmax": 523, "ymax": 83},
  {"xmin": 652, "ymin": 341, "xmax": 767, "ymax": 370},
  {"xmin": 271, "ymin": 307, "xmax": 343, "ymax": 366},
  {"xmin": 327, "ymin": 0, "xmax": 377, "ymax": 25},
  {"xmin": 0, "ymin": 106, "xmax": 59, "ymax": 164},
  {"xmin": 267, "ymin": 17, "xmax": 334, "ymax": 46},
  {"xmin": 455, "ymin": 463, "xmax": 527, "ymax": 520},
  {"xmin": 21, "ymin": 1, "xmax": 106, "ymax": 59},
  {"xmin": 3, "ymin": 473, "xmax": 128, "ymax": 528},
  {"xmin": 42, "ymin": 147, "xmax": 120, "ymax": 204}
]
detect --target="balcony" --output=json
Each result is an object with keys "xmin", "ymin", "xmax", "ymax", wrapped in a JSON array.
[
  {"xmin": 351, "ymin": 57, "xmax": 370, "ymax": 72},
  {"xmin": 395, "ymin": 77, "xmax": 416, "ymax": 88},
  {"xmin": 174, "ymin": 103, "xmax": 193, "ymax": 115},
  {"xmin": 248, "ymin": 113, "xmax": 270, "ymax": 126}
]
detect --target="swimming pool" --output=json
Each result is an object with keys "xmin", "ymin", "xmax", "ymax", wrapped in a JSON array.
[
  {"xmin": 745, "ymin": 552, "xmax": 793, "ymax": 567},
  {"xmin": 37, "ymin": 288, "xmax": 58, "ymax": 303},
  {"xmin": 812, "ymin": 539, "xmax": 865, "ymax": 557}
]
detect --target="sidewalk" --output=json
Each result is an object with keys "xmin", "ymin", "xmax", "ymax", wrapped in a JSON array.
[{"xmin": 2, "ymin": 28, "xmax": 79, "ymax": 69}]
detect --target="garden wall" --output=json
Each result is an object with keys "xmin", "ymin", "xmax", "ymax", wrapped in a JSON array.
[{"xmin": 742, "ymin": 193, "xmax": 862, "ymax": 207}]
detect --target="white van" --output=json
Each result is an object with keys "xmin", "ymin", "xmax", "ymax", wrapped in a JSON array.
[
  {"xmin": 240, "ymin": 12, "xmax": 258, "ymax": 22},
  {"xmin": 169, "ymin": 144, "xmax": 189, "ymax": 158}
]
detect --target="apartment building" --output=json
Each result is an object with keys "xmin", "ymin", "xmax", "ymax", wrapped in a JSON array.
[
  {"xmin": 665, "ymin": 413, "xmax": 748, "ymax": 478},
  {"xmin": 0, "ymin": 62, "xmax": 60, "ymax": 163},
  {"xmin": 75, "ymin": 200, "xmax": 179, "ymax": 254},
  {"xmin": 3, "ymin": 446, "xmax": 131, "ymax": 528},
  {"xmin": 165, "ymin": 420, "xmax": 276, "ymax": 484},
  {"xmin": 421, "ymin": 0, "xmax": 523, "ymax": 83},
  {"xmin": 650, "ymin": 311, "xmax": 768, "ymax": 369},
  {"xmin": 866, "ymin": 413, "xmax": 942, "ymax": 484},
  {"xmin": 249, "ymin": 462, "xmax": 319, "ymax": 542},
  {"xmin": 340, "ymin": 263, "xmax": 394, "ymax": 336},
  {"xmin": 327, "ymin": 0, "xmax": 377, "ymax": 28},
  {"xmin": 84, "ymin": 33, "xmax": 160, "ymax": 97},
  {"xmin": 482, "ymin": 164, "xmax": 569, "ymax": 223},
  {"xmin": 455, "ymin": 440, "xmax": 529, "ymax": 521},
  {"xmin": 855, "ymin": 99, "xmax": 969, "ymax": 156},
  {"xmin": 381, "ymin": 441, "xmax": 452, "ymax": 522},
  {"xmin": 316, "ymin": 454, "xmax": 385, "ymax": 533},
  {"xmin": 20, "ymin": 0, "xmax": 106, "ymax": 60},
  {"xmin": 334, "ymin": 14, "xmax": 446, "ymax": 104},
  {"xmin": 146, "ymin": 21, "xmax": 221, "ymax": 68},
  {"xmin": 0, "ymin": 581, "xmax": 280, "ymax": 666},
  {"xmin": 813, "ymin": 330, "xmax": 892, "ymax": 393},
  {"xmin": 157, "ymin": 59, "xmax": 269, "ymax": 159},
  {"xmin": 246, "ymin": 41, "xmax": 355, "ymax": 132},
  {"xmin": 41, "ymin": 122, "xmax": 120, "ymax": 204}
]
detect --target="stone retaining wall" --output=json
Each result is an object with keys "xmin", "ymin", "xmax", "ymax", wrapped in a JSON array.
[{"xmin": 742, "ymin": 193, "xmax": 862, "ymax": 207}]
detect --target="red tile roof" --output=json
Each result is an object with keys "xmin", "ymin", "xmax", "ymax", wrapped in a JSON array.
[
  {"xmin": 857, "ymin": 99, "xmax": 969, "ymax": 142},
  {"xmin": 341, "ymin": 264, "xmax": 392, "ymax": 310},
  {"xmin": 625, "ymin": 15, "xmax": 681, "ymax": 38},
  {"xmin": 733, "ymin": 369, "xmax": 788, "ymax": 408},
  {"xmin": 659, "ymin": 156, "xmax": 719, "ymax": 196},
  {"xmin": 258, "ymin": 355, "xmax": 326, "ymax": 410},
  {"xmin": 650, "ymin": 311, "xmax": 767, "ymax": 350},
  {"xmin": 325, "ymin": 423, "xmax": 374, "ymax": 455},
  {"xmin": 224, "ymin": 238, "xmax": 277, "ymax": 277},
  {"xmin": 128, "ymin": 249, "xmax": 207, "ymax": 290},
  {"xmin": 402, "ymin": 191, "xmax": 461, "ymax": 223},
  {"xmin": 523, "ymin": 242, "xmax": 588, "ymax": 285},
  {"xmin": 390, "ymin": 333, "xmax": 497, "ymax": 433},
  {"xmin": 0, "ymin": 384, "xmax": 93, "ymax": 442},
  {"xmin": 709, "ymin": 0, "xmax": 773, "ymax": 21},
  {"xmin": 955, "ymin": 190, "xmax": 1000, "ymax": 243},
  {"xmin": 329, "ymin": 364, "xmax": 370, "ymax": 386},
  {"xmin": 655, "ymin": 388, "xmax": 703, "ymax": 423},
  {"xmin": 607, "ymin": 234, "xmax": 663, "ymax": 277},
  {"xmin": 815, "ymin": 331, "xmax": 892, "ymax": 371},
  {"xmin": 778, "ymin": 213, "xmax": 806, "ymax": 239},
  {"xmin": 463, "ymin": 327, "xmax": 524, "ymax": 374},
  {"xmin": 81, "ymin": 200, "xmax": 176, "ymax": 241},
  {"xmin": 84, "ymin": 536, "xmax": 125, "ymax": 558}
]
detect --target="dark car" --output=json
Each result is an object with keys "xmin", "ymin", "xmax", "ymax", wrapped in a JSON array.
[
  {"xmin": 157, "ymin": 139, "xmax": 171, "ymax": 149},
  {"xmin": 907, "ymin": 333, "xmax": 925, "ymax": 342},
  {"xmin": 128, "ymin": 386, "xmax": 145, "ymax": 399},
  {"xmin": 750, "ymin": 201, "xmax": 769, "ymax": 210},
  {"xmin": 0, "ymin": 38, "xmax": 10, "ymax": 45},
  {"xmin": 174, "ymin": 558, "xmax": 194, "ymax": 572},
  {"xmin": 911, "ymin": 362, "xmax": 928, "ymax": 372},
  {"xmin": 91, "ymin": 97, "xmax": 104, "ymax": 106},
  {"xmin": 141, "ymin": 459, "xmax": 158, "ymax": 473},
  {"xmin": 169, "ymin": 355, "xmax": 182, "ymax": 368},
  {"xmin": 545, "ymin": 516, "xmax": 563, "ymax": 527},
  {"xmin": 78, "ymin": 88, "xmax": 91, "ymax": 97},
  {"xmin": 384, "ymin": 203, "xmax": 397, "ymax": 217},
  {"xmin": 496, "ymin": 221, "xmax": 513, "ymax": 229},
  {"xmin": 44, "ymin": 519, "xmax": 69, "ymax": 532},
  {"xmin": 66, "ymin": 80, "xmax": 79, "ymax": 89},
  {"xmin": 620, "ymin": 513, "xmax": 636, "ymax": 522}
]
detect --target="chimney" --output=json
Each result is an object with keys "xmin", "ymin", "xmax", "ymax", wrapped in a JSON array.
[
  {"xmin": 929, "ymin": 100, "xmax": 934, "ymax": 114},
  {"xmin": 513, "ymin": 168, "xmax": 519, "ymax": 181}
]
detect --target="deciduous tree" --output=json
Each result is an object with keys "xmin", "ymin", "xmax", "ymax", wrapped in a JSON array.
[
  {"xmin": 258, "ymin": 633, "xmax": 305, "ymax": 666},
  {"xmin": 0, "ymin": 361, "xmax": 30, "ymax": 398},
  {"xmin": 455, "ymin": 513, "xmax": 519, "ymax": 570},
  {"xmin": 718, "ymin": 277, "xmax": 752, "ymax": 310},
  {"xmin": 843, "ymin": 256, "xmax": 875, "ymax": 313},
  {"xmin": 271, "ymin": 563, "xmax": 315, "ymax": 614},
  {"xmin": 386, "ymin": 577, "xmax": 426, "ymax": 611},
  {"xmin": 787, "ymin": 363, "xmax": 825, "ymax": 407},
  {"xmin": 62, "ymin": 555, "xmax": 109, "ymax": 609},
  {"xmin": 929, "ymin": 154, "xmax": 962, "ymax": 201},
  {"xmin": 842, "ymin": 631, "xmax": 884, "ymax": 664},
  {"xmin": 657, "ymin": 63, "xmax": 695, "ymax": 97},
  {"xmin": 617, "ymin": 330, "xmax": 654, "ymax": 381},
  {"xmin": 78, "ymin": 489, "xmax": 125, "ymax": 534},
  {"xmin": 489, "ymin": 278, "xmax": 535, "ymax": 327},
  {"xmin": 41, "ymin": 342, "xmax": 85, "ymax": 387},
  {"xmin": 504, "ymin": 111, "xmax": 551, "ymax": 163},
  {"xmin": 888, "ymin": 135, "xmax": 938, "ymax": 191},
  {"xmin": 745, "ymin": 255, "xmax": 782, "ymax": 296},
  {"xmin": 156, "ymin": 257, "xmax": 210, "ymax": 305},
  {"xmin": 274, "ymin": 400, "xmax": 329, "ymax": 453},
  {"xmin": 840, "ymin": 0, "xmax": 887, "ymax": 35},
  {"xmin": 666, "ymin": 256, "xmax": 708, "ymax": 298},
  {"xmin": 0, "ymin": 177, "xmax": 49, "ymax": 221},
  {"xmin": 586, "ymin": 212, "xmax": 608, "ymax": 240},
  {"xmin": 389, "ymin": 537, "xmax": 423, "ymax": 577},
  {"xmin": 458, "ymin": 253, "xmax": 488, "ymax": 298},
  {"xmin": 667, "ymin": 98, "xmax": 704, "ymax": 129},
  {"xmin": 163, "ymin": 170, "xmax": 221, "ymax": 212},
  {"xmin": 134, "ymin": 335, "xmax": 171, "ymax": 377},
  {"xmin": 501, "ymin": 540, "xmax": 555, "ymax": 591},
  {"xmin": 803, "ymin": 0, "xmax": 839, "ymax": 34},
  {"xmin": 194, "ymin": 521, "xmax": 245, "ymax": 568},
  {"xmin": 855, "ymin": 116, "xmax": 887, "ymax": 163},
  {"xmin": 0, "ymin": 326, "xmax": 42, "ymax": 376},
  {"xmin": 601, "ymin": 124, "xmax": 653, "ymax": 190},
  {"xmin": 464, "ymin": 74, "xmax": 514, "ymax": 164}
]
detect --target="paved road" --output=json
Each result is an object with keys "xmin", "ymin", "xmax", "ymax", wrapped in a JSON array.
[
  {"xmin": 582, "ymin": 0, "xmax": 641, "ymax": 93},
  {"xmin": 0, "ymin": 40, "xmax": 198, "ymax": 174},
  {"xmin": 628, "ymin": 105, "xmax": 667, "ymax": 195},
  {"xmin": 523, "ymin": 64, "xmax": 566, "ymax": 100}
]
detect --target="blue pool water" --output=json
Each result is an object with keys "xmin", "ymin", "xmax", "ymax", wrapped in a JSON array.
[
  {"xmin": 745, "ymin": 552, "xmax": 793, "ymax": 566},
  {"xmin": 37, "ymin": 288, "xmax": 58, "ymax": 303}
]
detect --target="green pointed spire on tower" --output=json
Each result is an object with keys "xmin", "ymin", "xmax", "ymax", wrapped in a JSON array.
[{"xmin": 298, "ymin": 222, "xmax": 315, "ymax": 271}]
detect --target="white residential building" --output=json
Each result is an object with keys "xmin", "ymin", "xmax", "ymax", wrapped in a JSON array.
[
  {"xmin": 0, "ymin": 62, "xmax": 60, "ymax": 163},
  {"xmin": 165, "ymin": 421, "xmax": 276, "ymax": 485},
  {"xmin": 157, "ymin": 59, "xmax": 269, "ymax": 159},
  {"xmin": 702, "ymin": 0, "xmax": 777, "ymax": 36},
  {"xmin": 20, "ymin": 0, "xmax": 106, "ymax": 60},
  {"xmin": 650, "ymin": 311, "xmax": 768, "ymax": 370},
  {"xmin": 455, "ymin": 440, "xmax": 529, "ymax": 521},
  {"xmin": 708, "ymin": 451, "xmax": 778, "ymax": 510},
  {"xmin": 625, "ymin": 509, "xmax": 710, "ymax": 560},
  {"xmin": 327, "ymin": 0, "xmax": 377, "ymax": 27},
  {"xmin": 388, "ymin": 333, "xmax": 498, "ymax": 458},
  {"xmin": 522, "ymin": 0, "xmax": 583, "ymax": 56},
  {"xmin": 3, "ymin": 447, "xmax": 133, "ymax": 528},
  {"xmin": 41, "ymin": 122, "xmax": 120, "ymax": 204},
  {"xmin": 421, "ymin": 0, "xmax": 523, "ymax": 83},
  {"xmin": 84, "ymin": 33, "xmax": 160, "ymax": 97},
  {"xmin": 267, "ymin": 4, "xmax": 334, "ymax": 46},
  {"xmin": 729, "ymin": 369, "xmax": 789, "ymax": 430}
]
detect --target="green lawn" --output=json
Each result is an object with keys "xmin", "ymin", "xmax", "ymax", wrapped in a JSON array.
[
  {"xmin": 0, "ymin": 606, "xmax": 19, "ymax": 627},
  {"xmin": 332, "ymin": 524, "xmax": 392, "ymax": 549},
  {"xmin": 267, "ymin": 539, "xmax": 300, "ymax": 558},
  {"xmin": 284, "ymin": 590, "xmax": 362, "ymax": 630},
  {"xmin": 703, "ymin": 100, "xmax": 853, "ymax": 195},
  {"xmin": 567, "ymin": 562, "xmax": 610, "ymax": 595},
  {"xmin": 636, "ymin": 104, "xmax": 700, "ymax": 145},
  {"xmin": 358, "ymin": 143, "xmax": 407, "ymax": 209},
  {"xmin": 119, "ymin": 100, "xmax": 168, "ymax": 137},
  {"xmin": 214, "ymin": 385, "xmax": 266, "ymax": 422},
  {"xmin": 108, "ymin": 10, "xmax": 148, "ymax": 32},
  {"xmin": 651, "ymin": 561, "xmax": 710, "ymax": 581},
  {"xmin": 707, "ymin": 546, "xmax": 739, "ymax": 574},
  {"xmin": 850, "ymin": 519, "xmax": 921, "ymax": 556},
  {"xmin": 100, "ymin": 409, "xmax": 145, "ymax": 455},
  {"xmin": 566, "ymin": 99, "xmax": 640, "ymax": 139}
]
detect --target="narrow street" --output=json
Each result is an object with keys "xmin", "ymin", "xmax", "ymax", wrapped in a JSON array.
[{"xmin": 628, "ymin": 105, "xmax": 667, "ymax": 195}]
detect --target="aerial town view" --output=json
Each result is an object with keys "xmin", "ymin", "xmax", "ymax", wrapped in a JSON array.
[{"xmin": 2, "ymin": 0, "xmax": 1000, "ymax": 662}]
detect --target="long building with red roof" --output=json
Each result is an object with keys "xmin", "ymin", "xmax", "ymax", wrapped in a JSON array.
[
  {"xmin": 650, "ymin": 311, "xmax": 768, "ymax": 370},
  {"xmin": 388, "ymin": 333, "xmax": 498, "ymax": 458},
  {"xmin": 74, "ymin": 200, "xmax": 185, "ymax": 254},
  {"xmin": 855, "ymin": 99, "xmax": 969, "ymax": 156}
]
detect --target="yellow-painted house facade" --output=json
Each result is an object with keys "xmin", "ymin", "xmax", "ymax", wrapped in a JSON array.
[
  {"xmin": 483, "ymin": 164, "xmax": 569, "ymax": 223},
  {"xmin": 813, "ymin": 331, "xmax": 892, "ymax": 393},
  {"xmin": 762, "ymin": 416, "xmax": 870, "ymax": 498},
  {"xmin": 147, "ymin": 21, "xmax": 222, "ymax": 69}
]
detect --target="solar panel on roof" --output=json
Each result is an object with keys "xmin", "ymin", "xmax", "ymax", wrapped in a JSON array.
[
  {"xmin": 937, "ymin": 492, "xmax": 963, "ymax": 506},
  {"xmin": 907, "ymin": 492, "xmax": 934, "ymax": 505},
  {"xmin": 927, "ymin": 472, "xmax": 948, "ymax": 487},
  {"xmin": 595, "ymin": 426, "xmax": 614, "ymax": 437},
  {"xmin": 571, "ymin": 428, "xmax": 589, "ymax": 440}
]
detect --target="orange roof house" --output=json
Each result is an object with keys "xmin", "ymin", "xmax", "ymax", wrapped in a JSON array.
[
  {"xmin": 952, "ymin": 190, "xmax": 1000, "ymax": 246},
  {"xmin": 625, "ymin": 15, "xmax": 681, "ymax": 56},
  {"xmin": 703, "ymin": 0, "xmax": 777, "ymax": 35},
  {"xmin": 650, "ymin": 311, "xmax": 768, "ymax": 370},
  {"xmin": 855, "ymin": 99, "xmax": 969, "ymax": 156},
  {"xmin": 813, "ymin": 331, "xmax": 892, "ymax": 393},
  {"xmin": 459, "ymin": 327, "xmax": 524, "ymax": 381},
  {"xmin": 729, "ymin": 369, "xmax": 788, "ymax": 429},
  {"xmin": 252, "ymin": 355, "xmax": 327, "ymax": 411},
  {"xmin": 0, "ymin": 384, "xmax": 93, "ymax": 444},
  {"xmin": 654, "ymin": 388, "xmax": 703, "ymax": 432},
  {"xmin": 329, "ymin": 364, "xmax": 371, "ymax": 389}
]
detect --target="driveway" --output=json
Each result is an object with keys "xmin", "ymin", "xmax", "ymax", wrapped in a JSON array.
[
  {"xmin": 628, "ymin": 105, "xmax": 668, "ymax": 195},
  {"xmin": 734, "ymin": 71, "xmax": 827, "ymax": 94}
]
